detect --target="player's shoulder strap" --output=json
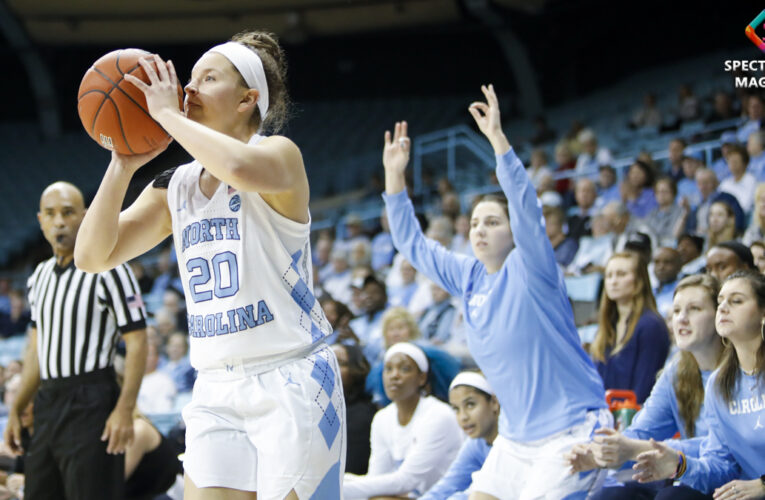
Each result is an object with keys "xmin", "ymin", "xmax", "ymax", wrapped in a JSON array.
[{"xmin": 152, "ymin": 166, "xmax": 179, "ymax": 189}]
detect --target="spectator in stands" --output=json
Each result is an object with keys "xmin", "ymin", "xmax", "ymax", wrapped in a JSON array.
[
  {"xmin": 543, "ymin": 205, "xmax": 579, "ymax": 267},
  {"xmin": 332, "ymin": 342, "xmax": 376, "ymax": 475},
  {"xmin": 136, "ymin": 341, "xmax": 176, "ymax": 414},
  {"xmin": 689, "ymin": 167, "xmax": 719, "ymax": 235},
  {"xmin": 342, "ymin": 213, "xmax": 370, "ymax": 252},
  {"xmin": 712, "ymin": 131, "xmax": 737, "ymax": 182},
  {"xmin": 527, "ymin": 148, "xmax": 552, "ymax": 190},
  {"xmin": 343, "ymin": 343, "xmax": 463, "ymax": 499},
  {"xmin": 0, "ymin": 280, "xmax": 10, "ymax": 317},
  {"xmin": 596, "ymin": 165, "xmax": 621, "ymax": 208},
  {"xmin": 706, "ymin": 197, "xmax": 742, "ymax": 249},
  {"xmin": 736, "ymin": 93, "xmax": 764, "ymax": 143},
  {"xmin": 706, "ymin": 241, "xmax": 755, "ymax": 283},
  {"xmin": 743, "ymin": 183, "xmax": 765, "ymax": 245},
  {"xmin": 553, "ymin": 141, "xmax": 577, "ymax": 194},
  {"xmin": 746, "ymin": 130, "xmax": 765, "ymax": 180},
  {"xmin": 323, "ymin": 247, "xmax": 353, "ymax": 305},
  {"xmin": 568, "ymin": 178, "xmax": 598, "ymax": 240},
  {"xmin": 451, "ymin": 214, "xmax": 472, "ymax": 256},
  {"xmin": 370, "ymin": 208, "xmax": 395, "ymax": 272},
  {"xmin": 388, "ymin": 259, "xmax": 419, "ymax": 308},
  {"xmin": 676, "ymin": 83, "xmax": 701, "ymax": 124},
  {"xmin": 719, "ymin": 144, "xmax": 756, "ymax": 214},
  {"xmin": 591, "ymin": 252, "xmax": 670, "ymax": 403},
  {"xmin": 348, "ymin": 239, "xmax": 372, "ymax": 269},
  {"xmin": 314, "ymin": 236, "xmax": 334, "ymax": 282},
  {"xmin": 567, "ymin": 208, "xmax": 614, "ymax": 275},
  {"xmin": 418, "ymin": 282, "xmax": 457, "ymax": 346},
  {"xmin": 568, "ymin": 274, "xmax": 723, "ymax": 500},
  {"xmin": 349, "ymin": 275, "xmax": 388, "ymax": 362},
  {"xmin": 750, "ymin": 240, "xmax": 765, "ymax": 274},
  {"xmin": 631, "ymin": 92, "xmax": 663, "ymax": 129},
  {"xmin": 653, "ymin": 247, "xmax": 683, "ymax": 318},
  {"xmin": 0, "ymin": 290, "xmax": 29, "ymax": 338},
  {"xmin": 420, "ymin": 372, "xmax": 499, "ymax": 500},
  {"xmin": 129, "ymin": 260, "xmax": 154, "ymax": 295},
  {"xmin": 440, "ymin": 191, "xmax": 461, "ymax": 223},
  {"xmin": 159, "ymin": 332, "xmax": 195, "ymax": 393},
  {"xmin": 622, "ymin": 160, "xmax": 658, "ymax": 219},
  {"xmin": 677, "ymin": 233, "xmax": 706, "ymax": 278},
  {"xmin": 677, "ymin": 155, "xmax": 703, "ymax": 210},
  {"xmin": 529, "ymin": 115, "xmax": 557, "ymax": 145},
  {"xmin": 124, "ymin": 413, "xmax": 181, "ymax": 500},
  {"xmin": 645, "ymin": 177, "xmax": 685, "ymax": 247},
  {"xmin": 667, "ymin": 138, "xmax": 687, "ymax": 183},
  {"xmin": 575, "ymin": 129, "xmax": 613, "ymax": 176},
  {"xmin": 704, "ymin": 90, "xmax": 736, "ymax": 124},
  {"xmin": 606, "ymin": 201, "xmax": 656, "ymax": 255},
  {"xmin": 633, "ymin": 271, "xmax": 765, "ymax": 499},
  {"xmin": 319, "ymin": 296, "xmax": 357, "ymax": 345},
  {"xmin": 366, "ymin": 307, "xmax": 460, "ymax": 407}
]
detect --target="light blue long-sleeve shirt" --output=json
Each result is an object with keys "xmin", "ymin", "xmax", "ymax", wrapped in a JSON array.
[
  {"xmin": 383, "ymin": 148, "xmax": 606, "ymax": 442},
  {"xmin": 624, "ymin": 355, "xmax": 710, "ymax": 457},
  {"xmin": 680, "ymin": 369, "xmax": 765, "ymax": 493},
  {"xmin": 419, "ymin": 437, "xmax": 491, "ymax": 500}
]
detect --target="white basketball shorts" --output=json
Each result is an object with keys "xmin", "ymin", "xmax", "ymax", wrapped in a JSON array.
[
  {"xmin": 470, "ymin": 408, "xmax": 612, "ymax": 500},
  {"xmin": 182, "ymin": 343, "xmax": 346, "ymax": 499}
]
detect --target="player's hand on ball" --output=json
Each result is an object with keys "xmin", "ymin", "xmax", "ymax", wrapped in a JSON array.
[
  {"xmin": 110, "ymin": 140, "xmax": 170, "ymax": 175},
  {"xmin": 383, "ymin": 121, "xmax": 411, "ymax": 175},
  {"xmin": 125, "ymin": 55, "xmax": 182, "ymax": 120}
]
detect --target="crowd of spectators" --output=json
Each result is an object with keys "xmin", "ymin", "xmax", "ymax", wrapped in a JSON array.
[{"xmin": 0, "ymin": 82, "xmax": 760, "ymax": 498}]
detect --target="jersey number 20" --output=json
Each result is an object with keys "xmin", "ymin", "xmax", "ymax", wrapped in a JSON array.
[{"xmin": 186, "ymin": 252, "xmax": 239, "ymax": 303}]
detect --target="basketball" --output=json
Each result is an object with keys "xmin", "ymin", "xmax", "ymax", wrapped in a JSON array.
[{"xmin": 77, "ymin": 48, "xmax": 183, "ymax": 155}]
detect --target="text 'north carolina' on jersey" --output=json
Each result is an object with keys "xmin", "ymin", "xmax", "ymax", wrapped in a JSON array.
[{"xmin": 167, "ymin": 137, "xmax": 326, "ymax": 370}]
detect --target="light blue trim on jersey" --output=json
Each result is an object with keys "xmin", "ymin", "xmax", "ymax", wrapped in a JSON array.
[
  {"xmin": 309, "ymin": 459, "xmax": 342, "ymax": 500},
  {"xmin": 384, "ymin": 147, "xmax": 606, "ymax": 443},
  {"xmin": 286, "ymin": 249, "xmax": 332, "ymax": 343}
]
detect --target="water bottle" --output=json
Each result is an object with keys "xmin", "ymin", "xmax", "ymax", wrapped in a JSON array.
[{"xmin": 605, "ymin": 389, "xmax": 641, "ymax": 431}]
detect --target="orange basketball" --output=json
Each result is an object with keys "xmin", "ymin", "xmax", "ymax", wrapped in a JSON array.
[{"xmin": 77, "ymin": 48, "xmax": 184, "ymax": 155}]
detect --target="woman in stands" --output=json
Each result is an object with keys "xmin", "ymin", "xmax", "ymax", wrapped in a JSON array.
[
  {"xmin": 74, "ymin": 31, "xmax": 342, "ymax": 499},
  {"xmin": 591, "ymin": 252, "xmax": 670, "ymax": 404},
  {"xmin": 632, "ymin": 270, "xmax": 765, "ymax": 500},
  {"xmin": 420, "ymin": 371, "xmax": 500, "ymax": 500},
  {"xmin": 622, "ymin": 160, "xmax": 658, "ymax": 219},
  {"xmin": 567, "ymin": 274, "xmax": 723, "ymax": 499},
  {"xmin": 382, "ymin": 84, "xmax": 609, "ymax": 499},
  {"xmin": 707, "ymin": 197, "xmax": 741, "ymax": 249},
  {"xmin": 365, "ymin": 306, "xmax": 460, "ymax": 407},
  {"xmin": 343, "ymin": 342, "xmax": 463, "ymax": 498},
  {"xmin": 742, "ymin": 183, "xmax": 765, "ymax": 245}
]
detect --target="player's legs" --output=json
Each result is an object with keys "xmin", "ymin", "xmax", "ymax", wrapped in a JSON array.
[
  {"xmin": 245, "ymin": 345, "xmax": 345, "ymax": 499},
  {"xmin": 184, "ymin": 475, "xmax": 258, "ymax": 500}
]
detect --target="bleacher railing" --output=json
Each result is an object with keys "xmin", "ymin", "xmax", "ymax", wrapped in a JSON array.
[{"xmin": 412, "ymin": 124, "xmax": 495, "ymax": 194}]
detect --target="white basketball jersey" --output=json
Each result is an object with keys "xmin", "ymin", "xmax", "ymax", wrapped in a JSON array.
[{"xmin": 167, "ymin": 134, "xmax": 330, "ymax": 370}]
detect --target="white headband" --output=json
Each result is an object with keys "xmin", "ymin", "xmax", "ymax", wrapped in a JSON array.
[
  {"xmin": 207, "ymin": 41, "xmax": 269, "ymax": 124},
  {"xmin": 449, "ymin": 372, "xmax": 495, "ymax": 396},
  {"xmin": 384, "ymin": 342, "xmax": 428, "ymax": 373}
]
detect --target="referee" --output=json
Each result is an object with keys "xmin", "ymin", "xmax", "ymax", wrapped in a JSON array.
[{"xmin": 3, "ymin": 182, "xmax": 148, "ymax": 500}]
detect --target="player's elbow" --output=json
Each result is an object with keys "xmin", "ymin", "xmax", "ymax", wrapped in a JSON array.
[{"xmin": 73, "ymin": 245, "xmax": 110, "ymax": 273}]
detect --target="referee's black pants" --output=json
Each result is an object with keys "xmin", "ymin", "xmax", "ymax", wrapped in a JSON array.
[{"xmin": 26, "ymin": 368, "xmax": 125, "ymax": 500}]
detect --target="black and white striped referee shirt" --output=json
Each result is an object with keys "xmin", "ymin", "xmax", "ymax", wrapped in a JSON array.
[{"xmin": 27, "ymin": 258, "xmax": 147, "ymax": 380}]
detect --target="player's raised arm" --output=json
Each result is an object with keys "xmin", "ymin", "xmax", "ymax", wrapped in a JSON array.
[{"xmin": 468, "ymin": 84, "xmax": 559, "ymax": 284}]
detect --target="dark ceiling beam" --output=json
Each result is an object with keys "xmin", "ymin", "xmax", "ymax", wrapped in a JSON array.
[
  {"xmin": 463, "ymin": 0, "xmax": 542, "ymax": 118},
  {"xmin": 0, "ymin": 0, "xmax": 60, "ymax": 139}
]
